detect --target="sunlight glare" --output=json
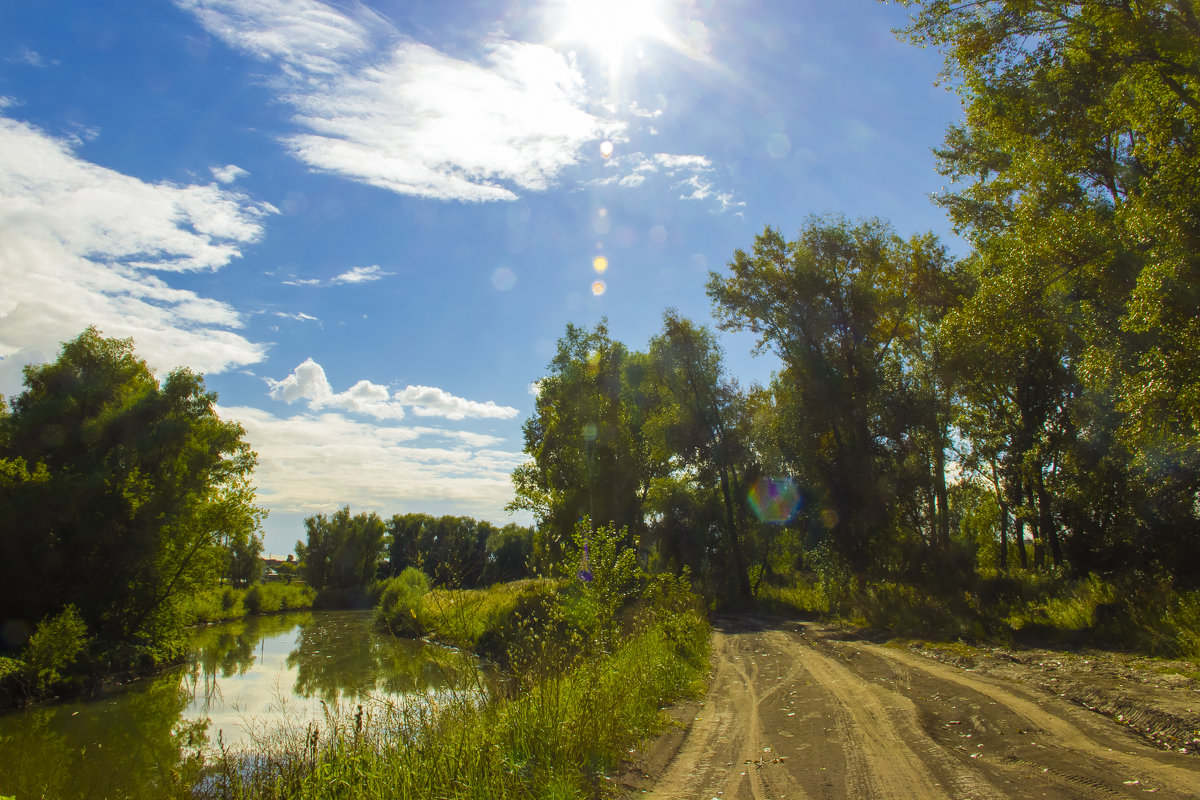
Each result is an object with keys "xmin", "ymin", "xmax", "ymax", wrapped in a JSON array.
[{"xmin": 550, "ymin": 0, "xmax": 675, "ymax": 82}]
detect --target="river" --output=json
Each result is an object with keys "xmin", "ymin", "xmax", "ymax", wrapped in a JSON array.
[{"xmin": 0, "ymin": 610, "xmax": 481, "ymax": 799}]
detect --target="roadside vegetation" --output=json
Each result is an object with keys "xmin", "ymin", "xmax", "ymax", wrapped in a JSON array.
[{"xmin": 197, "ymin": 522, "xmax": 709, "ymax": 800}]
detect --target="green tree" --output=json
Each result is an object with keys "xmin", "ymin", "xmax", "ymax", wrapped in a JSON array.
[
  {"xmin": 480, "ymin": 522, "xmax": 534, "ymax": 585},
  {"xmin": 509, "ymin": 321, "xmax": 667, "ymax": 557},
  {"xmin": 899, "ymin": 0, "xmax": 1200, "ymax": 581},
  {"xmin": 296, "ymin": 507, "xmax": 386, "ymax": 605},
  {"xmin": 223, "ymin": 526, "xmax": 265, "ymax": 588},
  {"xmin": 0, "ymin": 328, "xmax": 262, "ymax": 652},
  {"xmin": 384, "ymin": 512, "xmax": 434, "ymax": 576},
  {"xmin": 708, "ymin": 216, "xmax": 954, "ymax": 577},
  {"xmin": 647, "ymin": 311, "xmax": 754, "ymax": 601}
]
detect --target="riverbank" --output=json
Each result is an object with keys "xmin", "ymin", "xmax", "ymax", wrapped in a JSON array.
[
  {"xmin": 0, "ymin": 583, "xmax": 316, "ymax": 711},
  {"xmin": 200, "ymin": 526, "xmax": 712, "ymax": 799},
  {"xmin": 0, "ymin": 609, "xmax": 475, "ymax": 800}
]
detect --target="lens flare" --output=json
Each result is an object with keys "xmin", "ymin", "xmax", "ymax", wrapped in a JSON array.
[
  {"xmin": 748, "ymin": 476, "xmax": 802, "ymax": 524},
  {"xmin": 591, "ymin": 280, "xmax": 607, "ymax": 296},
  {"xmin": 600, "ymin": 140, "xmax": 614, "ymax": 158},
  {"xmin": 593, "ymin": 255, "xmax": 608, "ymax": 273}
]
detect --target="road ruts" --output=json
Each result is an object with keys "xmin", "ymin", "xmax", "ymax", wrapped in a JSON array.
[{"xmin": 639, "ymin": 616, "xmax": 1200, "ymax": 800}]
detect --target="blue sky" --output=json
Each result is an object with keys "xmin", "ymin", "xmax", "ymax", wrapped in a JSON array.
[{"xmin": 0, "ymin": 0, "xmax": 963, "ymax": 555}]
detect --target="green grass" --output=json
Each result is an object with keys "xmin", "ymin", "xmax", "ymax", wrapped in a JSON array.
[
  {"xmin": 198, "ymin": 577, "xmax": 710, "ymax": 800},
  {"xmin": 182, "ymin": 582, "xmax": 316, "ymax": 625},
  {"xmin": 758, "ymin": 569, "xmax": 1200, "ymax": 658}
]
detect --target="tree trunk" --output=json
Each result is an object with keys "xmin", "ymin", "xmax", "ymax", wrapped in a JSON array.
[
  {"xmin": 998, "ymin": 500, "xmax": 1010, "ymax": 573},
  {"xmin": 933, "ymin": 424, "xmax": 950, "ymax": 550},
  {"xmin": 718, "ymin": 464, "xmax": 752, "ymax": 601}
]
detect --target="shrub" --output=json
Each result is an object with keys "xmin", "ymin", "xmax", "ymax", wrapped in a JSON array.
[
  {"xmin": 374, "ymin": 568, "xmax": 432, "ymax": 636},
  {"xmin": 17, "ymin": 605, "xmax": 89, "ymax": 697}
]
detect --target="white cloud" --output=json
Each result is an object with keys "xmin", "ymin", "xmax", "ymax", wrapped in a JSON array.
[
  {"xmin": 279, "ymin": 265, "xmax": 392, "ymax": 287},
  {"xmin": 654, "ymin": 153, "xmax": 711, "ymax": 171},
  {"xmin": 587, "ymin": 149, "xmax": 742, "ymax": 211},
  {"xmin": 266, "ymin": 357, "xmax": 405, "ymax": 419},
  {"xmin": 266, "ymin": 358, "xmax": 519, "ymax": 421},
  {"xmin": 211, "ymin": 163, "xmax": 249, "ymax": 184},
  {"xmin": 274, "ymin": 310, "xmax": 319, "ymax": 322},
  {"xmin": 394, "ymin": 385, "xmax": 519, "ymax": 420},
  {"xmin": 332, "ymin": 265, "xmax": 388, "ymax": 284},
  {"xmin": 175, "ymin": 0, "xmax": 383, "ymax": 76},
  {"xmin": 221, "ymin": 404, "xmax": 525, "ymax": 521},
  {"xmin": 9, "ymin": 47, "xmax": 44, "ymax": 68},
  {"xmin": 0, "ymin": 116, "xmax": 276, "ymax": 396},
  {"xmin": 179, "ymin": 0, "xmax": 618, "ymax": 202}
]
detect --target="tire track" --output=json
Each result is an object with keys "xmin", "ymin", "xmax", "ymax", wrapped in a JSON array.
[{"xmin": 636, "ymin": 618, "xmax": 1200, "ymax": 800}]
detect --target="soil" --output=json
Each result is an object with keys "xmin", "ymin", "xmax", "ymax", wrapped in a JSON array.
[{"xmin": 614, "ymin": 615, "xmax": 1200, "ymax": 799}]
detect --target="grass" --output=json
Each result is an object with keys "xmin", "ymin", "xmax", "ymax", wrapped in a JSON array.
[
  {"xmin": 756, "ymin": 570, "xmax": 1200, "ymax": 658},
  {"xmin": 208, "ymin": 619, "xmax": 705, "ymax": 799},
  {"xmin": 182, "ymin": 582, "xmax": 316, "ymax": 625},
  {"xmin": 198, "ymin": 582, "xmax": 709, "ymax": 799},
  {"xmin": 201, "ymin": 524, "xmax": 712, "ymax": 799}
]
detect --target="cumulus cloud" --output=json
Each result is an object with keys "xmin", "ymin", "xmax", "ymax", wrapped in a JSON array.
[
  {"xmin": 395, "ymin": 385, "xmax": 520, "ymax": 421},
  {"xmin": 222, "ymin": 404, "xmax": 525, "ymax": 521},
  {"xmin": 266, "ymin": 357, "xmax": 405, "ymax": 419},
  {"xmin": 178, "ymin": 0, "xmax": 617, "ymax": 202},
  {"xmin": 0, "ymin": 116, "xmax": 276, "ymax": 396},
  {"xmin": 267, "ymin": 358, "xmax": 519, "ymax": 421}
]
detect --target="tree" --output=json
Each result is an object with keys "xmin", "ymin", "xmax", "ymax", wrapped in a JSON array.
[
  {"xmin": 296, "ymin": 507, "xmax": 386, "ymax": 605},
  {"xmin": 480, "ymin": 522, "xmax": 534, "ymax": 585},
  {"xmin": 0, "ymin": 328, "xmax": 262, "ymax": 649},
  {"xmin": 899, "ymin": 0, "xmax": 1200, "ymax": 581},
  {"xmin": 509, "ymin": 321, "xmax": 667, "ymax": 556},
  {"xmin": 647, "ymin": 311, "xmax": 754, "ymax": 601},
  {"xmin": 708, "ymin": 216, "xmax": 955, "ymax": 577}
]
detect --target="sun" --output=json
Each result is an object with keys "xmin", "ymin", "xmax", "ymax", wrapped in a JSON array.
[{"xmin": 547, "ymin": 0, "xmax": 676, "ymax": 82}]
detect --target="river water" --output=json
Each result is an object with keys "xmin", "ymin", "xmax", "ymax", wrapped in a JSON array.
[{"xmin": 0, "ymin": 610, "xmax": 480, "ymax": 799}]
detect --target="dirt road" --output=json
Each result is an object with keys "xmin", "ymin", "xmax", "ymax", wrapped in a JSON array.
[{"xmin": 619, "ymin": 616, "xmax": 1200, "ymax": 799}]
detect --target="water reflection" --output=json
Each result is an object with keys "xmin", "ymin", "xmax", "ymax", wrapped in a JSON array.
[
  {"xmin": 0, "ymin": 610, "xmax": 480, "ymax": 798},
  {"xmin": 287, "ymin": 613, "xmax": 476, "ymax": 703},
  {"xmin": 0, "ymin": 669, "xmax": 204, "ymax": 800}
]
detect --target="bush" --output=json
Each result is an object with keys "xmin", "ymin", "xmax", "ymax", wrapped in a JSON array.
[
  {"xmin": 11, "ymin": 605, "xmax": 89, "ymax": 699},
  {"xmin": 374, "ymin": 568, "xmax": 432, "ymax": 636}
]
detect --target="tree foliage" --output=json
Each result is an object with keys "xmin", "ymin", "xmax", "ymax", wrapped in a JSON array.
[
  {"xmin": 707, "ymin": 216, "xmax": 959, "ymax": 576},
  {"xmin": 296, "ymin": 507, "xmax": 386, "ymax": 605},
  {"xmin": 509, "ymin": 322, "xmax": 666, "ymax": 559},
  {"xmin": 899, "ymin": 0, "xmax": 1200, "ymax": 582},
  {"xmin": 0, "ymin": 328, "xmax": 263, "ymax": 651}
]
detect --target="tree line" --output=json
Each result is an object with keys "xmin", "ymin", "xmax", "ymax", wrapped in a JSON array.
[
  {"xmin": 295, "ymin": 507, "xmax": 534, "ymax": 606},
  {"xmin": 514, "ymin": 0, "xmax": 1200, "ymax": 604}
]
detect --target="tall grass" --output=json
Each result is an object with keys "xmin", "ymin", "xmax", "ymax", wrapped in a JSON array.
[
  {"xmin": 182, "ymin": 583, "xmax": 315, "ymax": 625},
  {"xmin": 199, "ymin": 522, "xmax": 712, "ymax": 799},
  {"xmin": 759, "ymin": 567, "xmax": 1200, "ymax": 657}
]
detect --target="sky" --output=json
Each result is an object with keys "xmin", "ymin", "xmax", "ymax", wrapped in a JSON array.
[{"xmin": 0, "ymin": 0, "xmax": 964, "ymax": 555}]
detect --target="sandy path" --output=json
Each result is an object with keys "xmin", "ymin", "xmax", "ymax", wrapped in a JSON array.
[{"xmin": 623, "ymin": 616, "xmax": 1200, "ymax": 800}]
